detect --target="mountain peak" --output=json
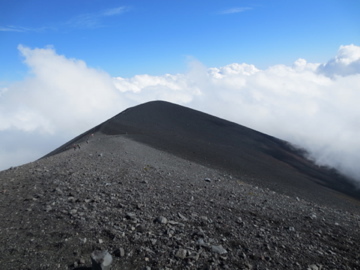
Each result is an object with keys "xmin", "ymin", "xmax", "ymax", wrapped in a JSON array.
[{"xmin": 45, "ymin": 100, "xmax": 360, "ymax": 208}]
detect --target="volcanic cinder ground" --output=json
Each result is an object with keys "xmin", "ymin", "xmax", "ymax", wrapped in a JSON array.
[{"xmin": 1, "ymin": 101, "xmax": 360, "ymax": 270}]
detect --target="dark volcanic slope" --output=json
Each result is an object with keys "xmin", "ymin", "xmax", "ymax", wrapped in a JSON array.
[
  {"xmin": 3, "ymin": 135, "xmax": 360, "ymax": 269},
  {"xmin": 46, "ymin": 100, "xmax": 360, "ymax": 211},
  {"xmin": 2, "ymin": 101, "xmax": 360, "ymax": 269}
]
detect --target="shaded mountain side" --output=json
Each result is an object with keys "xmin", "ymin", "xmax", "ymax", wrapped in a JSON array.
[{"xmin": 44, "ymin": 100, "xmax": 360, "ymax": 209}]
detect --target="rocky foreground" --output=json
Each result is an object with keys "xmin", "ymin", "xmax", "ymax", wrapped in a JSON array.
[{"xmin": 1, "ymin": 134, "xmax": 360, "ymax": 270}]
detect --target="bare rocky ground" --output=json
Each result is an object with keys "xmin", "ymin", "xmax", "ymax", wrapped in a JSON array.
[{"xmin": 1, "ymin": 133, "xmax": 360, "ymax": 270}]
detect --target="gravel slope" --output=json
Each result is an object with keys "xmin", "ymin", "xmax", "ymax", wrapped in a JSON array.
[
  {"xmin": 1, "ymin": 134, "xmax": 360, "ymax": 270},
  {"xmin": 46, "ymin": 101, "xmax": 360, "ymax": 211}
]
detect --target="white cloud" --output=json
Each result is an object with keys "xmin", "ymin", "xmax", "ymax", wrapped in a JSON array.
[
  {"xmin": 0, "ymin": 25, "xmax": 50, "ymax": 32},
  {"xmin": 0, "ymin": 45, "xmax": 134, "ymax": 170},
  {"xmin": 0, "ymin": 130, "xmax": 61, "ymax": 170},
  {"xmin": 317, "ymin": 44, "xmax": 360, "ymax": 77},
  {"xmin": 1, "ymin": 45, "xmax": 129, "ymax": 138},
  {"xmin": 1, "ymin": 6, "xmax": 129, "ymax": 33},
  {"xmin": 102, "ymin": 6, "xmax": 128, "ymax": 17},
  {"xmin": 1, "ymin": 44, "xmax": 360, "ymax": 186},
  {"xmin": 0, "ymin": 26, "xmax": 25, "ymax": 32},
  {"xmin": 220, "ymin": 7, "xmax": 252, "ymax": 14},
  {"xmin": 67, "ymin": 6, "xmax": 129, "ymax": 28}
]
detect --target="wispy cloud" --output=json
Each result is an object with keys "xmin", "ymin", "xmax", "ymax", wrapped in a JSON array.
[
  {"xmin": 0, "ymin": 26, "xmax": 24, "ymax": 32},
  {"xmin": 67, "ymin": 6, "xmax": 129, "ymax": 29},
  {"xmin": 0, "ymin": 6, "xmax": 129, "ymax": 32},
  {"xmin": 102, "ymin": 6, "xmax": 129, "ymax": 17},
  {"xmin": 220, "ymin": 7, "xmax": 252, "ymax": 14},
  {"xmin": 67, "ymin": 13, "xmax": 101, "ymax": 28},
  {"xmin": 0, "ymin": 25, "xmax": 50, "ymax": 32}
]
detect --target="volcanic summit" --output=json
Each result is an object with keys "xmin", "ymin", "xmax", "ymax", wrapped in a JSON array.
[{"xmin": 1, "ymin": 100, "xmax": 360, "ymax": 269}]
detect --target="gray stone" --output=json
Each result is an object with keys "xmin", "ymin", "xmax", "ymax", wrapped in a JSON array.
[
  {"xmin": 178, "ymin": 212, "xmax": 188, "ymax": 220},
  {"xmin": 307, "ymin": 265, "xmax": 319, "ymax": 270},
  {"xmin": 175, "ymin": 248, "xmax": 187, "ymax": 259},
  {"xmin": 55, "ymin": 187, "xmax": 63, "ymax": 194},
  {"xmin": 154, "ymin": 216, "xmax": 168, "ymax": 224},
  {"xmin": 211, "ymin": 245, "xmax": 228, "ymax": 255},
  {"xmin": 114, "ymin": 247, "xmax": 125, "ymax": 258},
  {"xmin": 197, "ymin": 238, "xmax": 208, "ymax": 247},
  {"xmin": 91, "ymin": 250, "xmax": 112, "ymax": 270},
  {"xmin": 288, "ymin": 226, "xmax": 296, "ymax": 232},
  {"xmin": 126, "ymin": 212, "xmax": 136, "ymax": 219}
]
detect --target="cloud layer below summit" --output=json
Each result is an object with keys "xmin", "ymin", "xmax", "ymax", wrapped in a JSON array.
[{"xmin": 1, "ymin": 44, "xmax": 360, "ymax": 183}]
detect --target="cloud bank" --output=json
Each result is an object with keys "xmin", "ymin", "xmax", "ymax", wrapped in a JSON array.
[{"xmin": 1, "ymin": 44, "xmax": 360, "ymax": 185}]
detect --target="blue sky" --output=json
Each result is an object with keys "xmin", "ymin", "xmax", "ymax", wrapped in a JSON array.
[
  {"xmin": 1, "ymin": 0, "xmax": 359, "ymax": 81},
  {"xmin": 1, "ymin": 0, "xmax": 360, "ymax": 182}
]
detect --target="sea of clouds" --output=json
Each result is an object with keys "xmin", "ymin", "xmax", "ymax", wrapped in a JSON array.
[{"xmin": 1, "ymin": 44, "xmax": 360, "ymax": 184}]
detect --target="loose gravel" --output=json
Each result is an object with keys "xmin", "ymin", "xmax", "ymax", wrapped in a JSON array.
[{"xmin": 1, "ymin": 134, "xmax": 360, "ymax": 270}]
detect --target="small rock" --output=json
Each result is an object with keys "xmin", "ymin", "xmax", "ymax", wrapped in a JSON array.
[
  {"xmin": 114, "ymin": 247, "xmax": 125, "ymax": 258},
  {"xmin": 204, "ymin": 178, "xmax": 211, "ymax": 182},
  {"xmin": 168, "ymin": 220, "xmax": 179, "ymax": 225},
  {"xmin": 211, "ymin": 245, "xmax": 228, "ymax": 255},
  {"xmin": 126, "ymin": 212, "xmax": 136, "ymax": 219},
  {"xmin": 151, "ymin": 239, "xmax": 157, "ymax": 245},
  {"xmin": 154, "ymin": 216, "xmax": 168, "ymax": 224},
  {"xmin": 55, "ymin": 187, "xmax": 63, "ymax": 194},
  {"xmin": 197, "ymin": 238, "xmax": 208, "ymax": 247},
  {"xmin": 178, "ymin": 212, "xmax": 188, "ymax": 221},
  {"xmin": 68, "ymin": 196, "xmax": 76, "ymax": 203},
  {"xmin": 187, "ymin": 251, "xmax": 200, "ymax": 261},
  {"xmin": 91, "ymin": 250, "xmax": 112, "ymax": 270},
  {"xmin": 175, "ymin": 248, "xmax": 187, "ymax": 259},
  {"xmin": 245, "ymin": 262, "xmax": 253, "ymax": 270},
  {"xmin": 136, "ymin": 203, "xmax": 144, "ymax": 209},
  {"xmin": 136, "ymin": 224, "xmax": 146, "ymax": 232},
  {"xmin": 143, "ymin": 247, "xmax": 154, "ymax": 254}
]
